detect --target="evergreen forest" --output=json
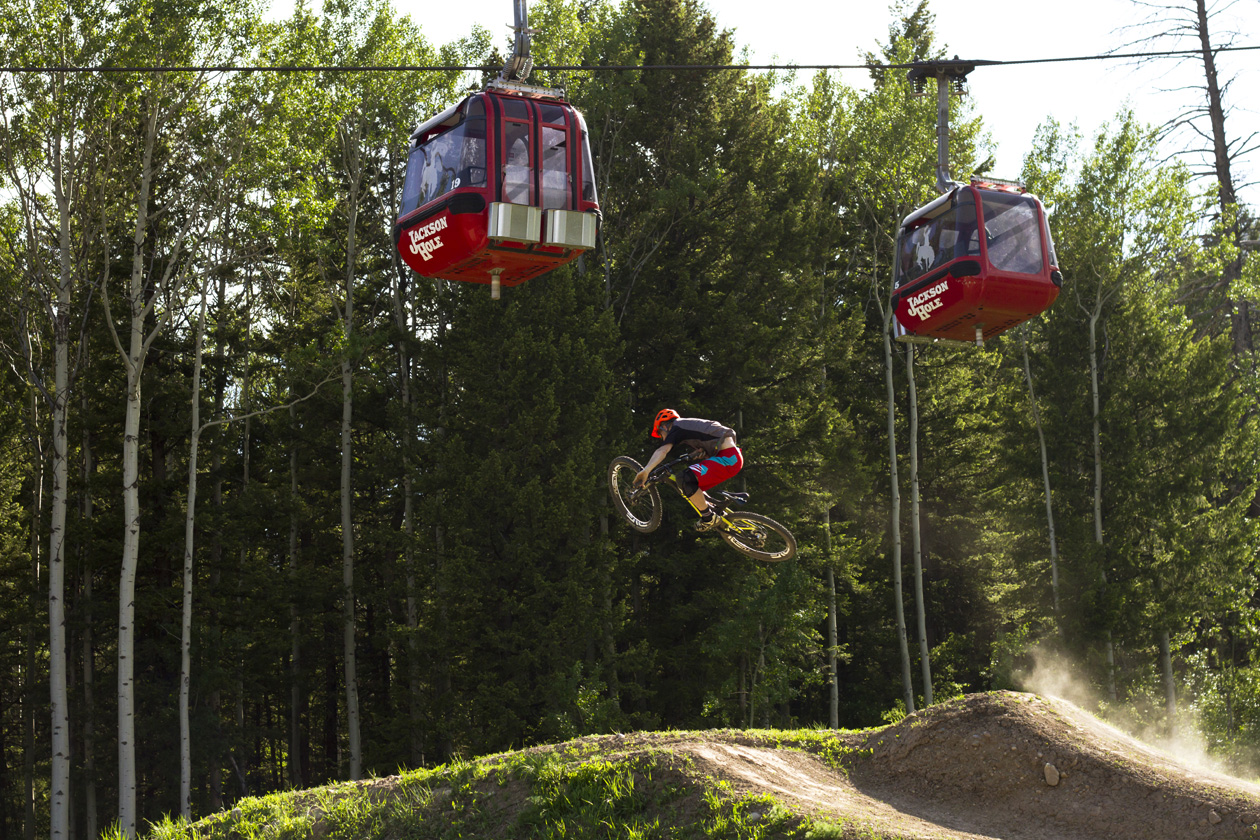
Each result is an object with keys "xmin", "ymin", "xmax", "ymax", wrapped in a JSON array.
[{"xmin": 3, "ymin": 0, "xmax": 1259, "ymax": 837}]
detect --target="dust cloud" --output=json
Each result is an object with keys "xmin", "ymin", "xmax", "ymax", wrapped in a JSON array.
[{"xmin": 1013, "ymin": 642, "xmax": 1259, "ymax": 781}]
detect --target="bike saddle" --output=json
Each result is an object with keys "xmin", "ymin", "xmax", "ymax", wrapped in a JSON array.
[{"xmin": 712, "ymin": 491, "xmax": 749, "ymax": 505}]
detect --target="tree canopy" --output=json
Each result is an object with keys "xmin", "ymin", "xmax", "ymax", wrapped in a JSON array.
[{"xmin": 2, "ymin": 0, "xmax": 1259, "ymax": 837}]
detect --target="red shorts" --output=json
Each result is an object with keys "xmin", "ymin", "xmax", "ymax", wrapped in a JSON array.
[{"xmin": 688, "ymin": 447, "xmax": 743, "ymax": 491}]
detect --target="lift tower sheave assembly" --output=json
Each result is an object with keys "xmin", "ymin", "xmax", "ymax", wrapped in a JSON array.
[
  {"xmin": 906, "ymin": 58, "xmax": 976, "ymax": 195},
  {"xmin": 501, "ymin": 0, "xmax": 534, "ymax": 83}
]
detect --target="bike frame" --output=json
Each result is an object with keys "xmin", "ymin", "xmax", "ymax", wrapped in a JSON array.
[
  {"xmin": 647, "ymin": 452, "xmax": 741, "ymax": 526},
  {"xmin": 612, "ymin": 452, "xmax": 796, "ymax": 562}
]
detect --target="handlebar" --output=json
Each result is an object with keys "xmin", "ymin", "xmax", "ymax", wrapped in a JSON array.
[{"xmin": 646, "ymin": 451, "xmax": 705, "ymax": 483}]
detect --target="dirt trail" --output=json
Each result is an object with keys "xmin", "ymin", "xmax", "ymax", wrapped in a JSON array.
[{"xmin": 682, "ymin": 692, "xmax": 1260, "ymax": 839}]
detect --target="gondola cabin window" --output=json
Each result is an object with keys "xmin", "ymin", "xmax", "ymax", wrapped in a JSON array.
[
  {"xmin": 539, "ymin": 104, "xmax": 569, "ymax": 209},
  {"xmin": 897, "ymin": 189, "xmax": 979, "ymax": 285},
  {"xmin": 502, "ymin": 98, "xmax": 531, "ymax": 205},
  {"xmin": 577, "ymin": 112, "xmax": 597, "ymax": 205},
  {"xmin": 401, "ymin": 99, "xmax": 487, "ymax": 216},
  {"xmin": 982, "ymin": 191, "xmax": 1048, "ymax": 275}
]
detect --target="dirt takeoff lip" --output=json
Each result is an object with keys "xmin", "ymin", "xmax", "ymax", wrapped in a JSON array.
[{"xmin": 680, "ymin": 691, "xmax": 1260, "ymax": 840}]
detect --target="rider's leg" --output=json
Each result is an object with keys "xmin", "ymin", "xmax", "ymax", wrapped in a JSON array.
[
  {"xmin": 687, "ymin": 449, "xmax": 743, "ymax": 505},
  {"xmin": 677, "ymin": 469, "xmax": 716, "ymax": 527},
  {"xmin": 687, "ymin": 450, "xmax": 742, "ymax": 531},
  {"xmin": 688, "ymin": 488, "xmax": 709, "ymax": 513}
]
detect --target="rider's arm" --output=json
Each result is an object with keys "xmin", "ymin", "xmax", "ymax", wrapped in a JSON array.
[{"xmin": 635, "ymin": 443, "xmax": 673, "ymax": 485}]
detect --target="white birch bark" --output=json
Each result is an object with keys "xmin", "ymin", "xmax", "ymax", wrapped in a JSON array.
[
  {"xmin": 79, "ymin": 394, "xmax": 97, "ymax": 840},
  {"xmin": 288, "ymin": 402, "xmax": 303, "ymax": 788},
  {"xmin": 1161, "ymin": 628, "xmax": 1177, "ymax": 735},
  {"xmin": 1087, "ymin": 308, "xmax": 1117, "ymax": 700},
  {"xmin": 826, "ymin": 565, "xmax": 839, "ymax": 728},
  {"xmin": 24, "ymin": 392, "xmax": 43, "ymax": 840},
  {"xmin": 881, "ymin": 309, "xmax": 914, "ymax": 712},
  {"xmin": 336, "ymin": 120, "xmax": 363, "ymax": 780},
  {"xmin": 46, "ymin": 69, "xmax": 77, "ymax": 840},
  {"xmin": 386, "ymin": 162, "xmax": 421, "ymax": 767},
  {"xmin": 179, "ymin": 289, "xmax": 209, "ymax": 818},
  {"xmin": 99, "ymin": 99, "xmax": 197, "ymax": 838},
  {"xmin": 1020, "ymin": 325, "xmax": 1060, "ymax": 617},
  {"xmin": 906, "ymin": 344, "xmax": 931, "ymax": 706},
  {"xmin": 47, "ymin": 201, "xmax": 71, "ymax": 840},
  {"xmin": 114, "ymin": 112, "xmax": 158, "ymax": 838},
  {"xmin": 1, "ymin": 52, "xmax": 91, "ymax": 838},
  {"xmin": 341, "ymin": 351, "xmax": 361, "ymax": 780}
]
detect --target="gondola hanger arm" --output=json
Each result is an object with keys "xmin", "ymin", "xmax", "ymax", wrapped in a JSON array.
[
  {"xmin": 906, "ymin": 57, "xmax": 980, "ymax": 194},
  {"xmin": 501, "ymin": 0, "xmax": 535, "ymax": 82}
]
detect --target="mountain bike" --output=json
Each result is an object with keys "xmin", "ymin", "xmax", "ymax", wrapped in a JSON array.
[{"xmin": 607, "ymin": 453, "xmax": 797, "ymax": 562}]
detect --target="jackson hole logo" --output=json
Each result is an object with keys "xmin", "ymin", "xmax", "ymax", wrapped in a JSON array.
[
  {"xmin": 907, "ymin": 280, "xmax": 949, "ymax": 321},
  {"xmin": 408, "ymin": 216, "xmax": 449, "ymax": 261}
]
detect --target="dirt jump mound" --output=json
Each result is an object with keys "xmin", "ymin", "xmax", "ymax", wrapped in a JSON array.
[{"xmin": 687, "ymin": 691, "xmax": 1260, "ymax": 839}]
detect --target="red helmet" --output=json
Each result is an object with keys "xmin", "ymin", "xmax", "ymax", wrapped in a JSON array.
[{"xmin": 652, "ymin": 408, "xmax": 679, "ymax": 438}]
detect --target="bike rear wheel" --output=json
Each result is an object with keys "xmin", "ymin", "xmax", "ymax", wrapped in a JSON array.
[
  {"xmin": 718, "ymin": 512, "xmax": 797, "ymax": 562},
  {"xmin": 608, "ymin": 456, "xmax": 663, "ymax": 534}
]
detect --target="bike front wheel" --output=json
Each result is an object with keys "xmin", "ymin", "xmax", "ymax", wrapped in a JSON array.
[
  {"xmin": 718, "ymin": 512, "xmax": 797, "ymax": 562},
  {"xmin": 608, "ymin": 456, "xmax": 663, "ymax": 534}
]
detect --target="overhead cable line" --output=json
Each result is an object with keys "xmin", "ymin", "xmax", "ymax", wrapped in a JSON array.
[{"xmin": 2, "ymin": 43, "xmax": 1258, "ymax": 74}]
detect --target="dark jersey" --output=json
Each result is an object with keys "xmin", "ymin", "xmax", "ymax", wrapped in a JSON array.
[{"xmin": 660, "ymin": 417, "xmax": 737, "ymax": 456}]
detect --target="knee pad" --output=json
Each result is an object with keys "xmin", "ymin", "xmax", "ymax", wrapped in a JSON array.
[{"xmin": 678, "ymin": 467, "xmax": 701, "ymax": 496}]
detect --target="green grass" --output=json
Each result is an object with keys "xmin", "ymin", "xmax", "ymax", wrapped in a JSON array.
[{"xmin": 139, "ymin": 739, "xmax": 841, "ymax": 840}]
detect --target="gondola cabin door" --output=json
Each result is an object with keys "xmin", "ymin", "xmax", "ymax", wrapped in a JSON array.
[
  {"xmin": 892, "ymin": 182, "xmax": 1062, "ymax": 345},
  {"xmin": 395, "ymin": 81, "xmax": 600, "ymax": 298}
]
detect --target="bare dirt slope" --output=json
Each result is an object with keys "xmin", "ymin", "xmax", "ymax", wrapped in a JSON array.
[{"xmin": 682, "ymin": 691, "xmax": 1260, "ymax": 839}]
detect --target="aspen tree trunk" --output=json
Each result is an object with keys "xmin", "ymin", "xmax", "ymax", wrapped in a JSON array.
[
  {"xmin": 48, "ymin": 113, "xmax": 75, "ymax": 840},
  {"xmin": 179, "ymin": 291, "xmax": 208, "ymax": 818},
  {"xmin": 1087, "ymin": 309, "xmax": 1117, "ymax": 700},
  {"xmin": 103, "ymin": 98, "xmax": 194, "ymax": 837},
  {"xmin": 47, "ymin": 333, "xmax": 69, "ymax": 840},
  {"xmin": 402, "ymin": 396, "xmax": 419, "ymax": 769},
  {"xmin": 342, "ymin": 341, "xmax": 362, "ymax": 780},
  {"xmin": 234, "ymin": 295, "xmax": 252, "ymax": 796},
  {"xmin": 757, "ymin": 629, "xmax": 769, "ymax": 728},
  {"xmin": 24, "ymin": 392, "xmax": 42, "ymax": 840},
  {"xmin": 906, "ymin": 345, "xmax": 931, "ymax": 706},
  {"xmin": 826, "ymin": 564, "xmax": 839, "ymax": 728},
  {"xmin": 1020, "ymin": 326, "xmax": 1060, "ymax": 618},
  {"xmin": 288, "ymin": 402, "xmax": 303, "ymax": 788},
  {"xmin": 117, "ymin": 307, "xmax": 144, "ymax": 838},
  {"xmin": 209, "ymin": 273, "xmax": 228, "ymax": 810},
  {"xmin": 388, "ymin": 204, "xmax": 421, "ymax": 768},
  {"xmin": 1226, "ymin": 625, "xmax": 1236, "ymax": 736},
  {"xmin": 599, "ymin": 512, "xmax": 621, "ymax": 714},
  {"xmin": 224, "ymin": 371, "xmax": 251, "ymax": 798},
  {"xmin": 338, "ymin": 121, "xmax": 363, "ymax": 781},
  {"xmin": 432, "ymin": 287, "xmax": 454, "ymax": 759},
  {"xmin": 882, "ymin": 313, "xmax": 914, "ymax": 712},
  {"xmin": 434, "ymin": 523, "xmax": 452, "ymax": 757},
  {"xmin": 79, "ymin": 395, "xmax": 97, "ymax": 840},
  {"xmin": 1161, "ymin": 628, "xmax": 1177, "ymax": 736},
  {"xmin": 115, "ymin": 111, "xmax": 160, "ymax": 839},
  {"xmin": 821, "ymin": 273, "xmax": 839, "ymax": 728}
]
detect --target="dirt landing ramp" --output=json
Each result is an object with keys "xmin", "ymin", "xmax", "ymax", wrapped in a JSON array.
[{"xmin": 688, "ymin": 692, "xmax": 1260, "ymax": 839}]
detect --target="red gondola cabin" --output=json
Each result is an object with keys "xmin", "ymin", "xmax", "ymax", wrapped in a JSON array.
[
  {"xmin": 892, "ymin": 180, "xmax": 1061, "ymax": 344},
  {"xmin": 394, "ymin": 80, "xmax": 600, "ymax": 298}
]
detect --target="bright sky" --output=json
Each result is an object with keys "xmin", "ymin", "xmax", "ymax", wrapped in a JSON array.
[{"xmin": 275, "ymin": 0, "xmax": 1260, "ymax": 206}]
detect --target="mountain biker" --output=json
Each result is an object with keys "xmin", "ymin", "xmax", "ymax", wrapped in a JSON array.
[{"xmin": 634, "ymin": 409, "xmax": 743, "ymax": 531}]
